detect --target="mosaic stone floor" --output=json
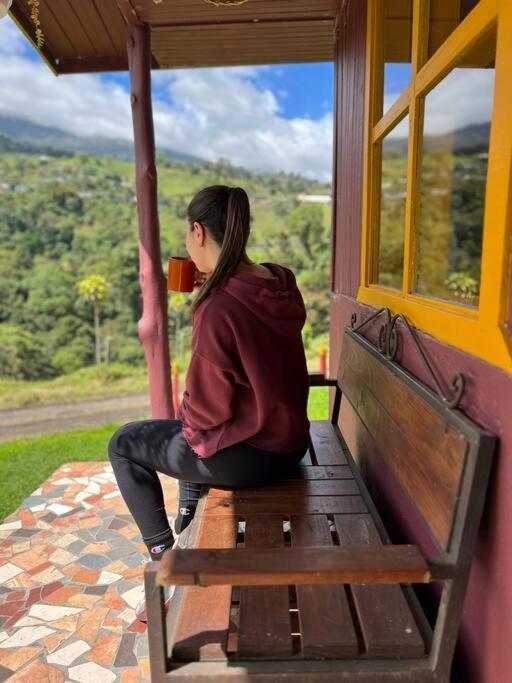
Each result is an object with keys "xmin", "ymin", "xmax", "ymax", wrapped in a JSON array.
[{"xmin": 0, "ymin": 461, "xmax": 178, "ymax": 681}]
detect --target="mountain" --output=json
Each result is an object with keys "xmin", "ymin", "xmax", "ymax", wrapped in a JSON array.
[
  {"xmin": 383, "ymin": 122, "xmax": 490, "ymax": 156},
  {"xmin": 0, "ymin": 115, "xmax": 203, "ymax": 163},
  {"xmin": 425, "ymin": 122, "xmax": 491, "ymax": 154},
  {"xmin": 0, "ymin": 133, "xmax": 68, "ymax": 157}
]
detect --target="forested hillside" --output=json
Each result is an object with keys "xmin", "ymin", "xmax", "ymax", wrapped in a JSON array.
[{"xmin": 0, "ymin": 141, "xmax": 331, "ymax": 381}]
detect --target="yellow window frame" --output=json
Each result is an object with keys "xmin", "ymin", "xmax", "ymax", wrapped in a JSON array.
[{"xmin": 359, "ymin": 0, "xmax": 512, "ymax": 373}]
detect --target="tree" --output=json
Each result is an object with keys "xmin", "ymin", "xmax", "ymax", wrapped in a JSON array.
[
  {"xmin": 0, "ymin": 323, "xmax": 51, "ymax": 379},
  {"xmin": 78, "ymin": 274, "xmax": 110, "ymax": 365},
  {"xmin": 286, "ymin": 204, "xmax": 324, "ymax": 263},
  {"xmin": 0, "ymin": 147, "xmax": 333, "ymax": 382}
]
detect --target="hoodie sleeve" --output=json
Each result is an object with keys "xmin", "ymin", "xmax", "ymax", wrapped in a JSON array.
[{"xmin": 177, "ymin": 351, "xmax": 237, "ymax": 440}]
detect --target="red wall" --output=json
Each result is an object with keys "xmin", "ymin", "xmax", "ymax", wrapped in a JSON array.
[{"xmin": 331, "ymin": 2, "xmax": 512, "ymax": 681}]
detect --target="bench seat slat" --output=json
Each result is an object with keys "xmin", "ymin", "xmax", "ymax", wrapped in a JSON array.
[
  {"xmin": 168, "ymin": 516, "xmax": 236, "ymax": 661},
  {"xmin": 335, "ymin": 514, "xmax": 427, "ymax": 657},
  {"xmin": 156, "ymin": 544, "xmax": 431, "ymax": 587},
  {"xmin": 203, "ymin": 494, "xmax": 368, "ymax": 516},
  {"xmin": 310, "ymin": 420, "xmax": 349, "ymax": 465},
  {"xmin": 207, "ymin": 479, "xmax": 359, "ymax": 498},
  {"xmin": 237, "ymin": 515, "xmax": 293, "ymax": 658},
  {"xmin": 291, "ymin": 515, "xmax": 360, "ymax": 658},
  {"xmin": 284, "ymin": 465, "xmax": 354, "ymax": 480}
]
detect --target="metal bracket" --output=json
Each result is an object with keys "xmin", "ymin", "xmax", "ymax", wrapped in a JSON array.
[{"xmin": 350, "ymin": 308, "xmax": 465, "ymax": 409}]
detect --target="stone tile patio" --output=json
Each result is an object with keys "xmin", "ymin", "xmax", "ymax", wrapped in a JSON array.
[{"xmin": 0, "ymin": 461, "xmax": 178, "ymax": 681}]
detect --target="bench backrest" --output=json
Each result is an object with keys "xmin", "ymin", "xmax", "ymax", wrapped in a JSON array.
[{"xmin": 337, "ymin": 326, "xmax": 496, "ymax": 562}]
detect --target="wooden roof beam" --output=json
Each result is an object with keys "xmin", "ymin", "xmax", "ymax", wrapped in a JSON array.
[
  {"xmin": 9, "ymin": 4, "xmax": 58, "ymax": 75},
  {"xmin": 148, "ymin": 15, "xmax": 339, "ymax": 30},
  {"xmin": 57, "ymin": 54, "xmax": 159, "ymax": 74},
  {"xmin": 115, "ymin": 0, "xmax": 143, "ymax": 27}
]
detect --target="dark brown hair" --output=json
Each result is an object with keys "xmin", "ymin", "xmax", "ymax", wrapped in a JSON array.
[{"xmin": 187, "ymin": 185, "xmax": 251, "ymax": 316}]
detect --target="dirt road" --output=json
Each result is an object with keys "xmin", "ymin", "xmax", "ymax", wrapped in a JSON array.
[{"xmin": 0, "ymin": 393, "xmax": 151, "ymax": 443}]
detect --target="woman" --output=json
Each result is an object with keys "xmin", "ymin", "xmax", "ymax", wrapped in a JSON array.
[{"xmin": 107, "ymin": 185, "xmax": 311, "ymax": 621}]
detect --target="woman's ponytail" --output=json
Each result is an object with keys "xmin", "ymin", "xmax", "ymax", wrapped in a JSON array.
[{"xmin": 187, "ymin": 185, "xmax": 251, "ymax": 316}]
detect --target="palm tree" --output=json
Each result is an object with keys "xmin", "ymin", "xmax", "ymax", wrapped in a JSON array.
[{"xmin": 78, "ymin": 274, "xmax": 110, "ymax": 366}]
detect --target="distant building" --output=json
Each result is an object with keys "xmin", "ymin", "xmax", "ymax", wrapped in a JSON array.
[{"xmin": 296, "ymin": 193, "xmax": 331, "ymax": 204}]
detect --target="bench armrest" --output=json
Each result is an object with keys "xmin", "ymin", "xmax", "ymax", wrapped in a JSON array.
[
  {"xmin": 308, "ymin": 371, "xmax": 338, "ymax": 386},
  {"xmin": 154, "ymin": 544, "xmax": 431, "ymax": 588}
]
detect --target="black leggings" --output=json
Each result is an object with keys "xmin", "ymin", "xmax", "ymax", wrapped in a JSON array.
[{"xmin": 107, "ymin": 419, "xmax": 308, "ymax": 542}]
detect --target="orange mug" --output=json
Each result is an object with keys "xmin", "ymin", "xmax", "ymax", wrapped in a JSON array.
[{"xmin": 167, "ymin": 256, "xmax": 196, "ymax": 292}]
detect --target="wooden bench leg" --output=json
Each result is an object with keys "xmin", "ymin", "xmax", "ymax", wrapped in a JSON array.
[{"xmin": 145, "ymin": 561, "xmax": 169, "ymax": 682}]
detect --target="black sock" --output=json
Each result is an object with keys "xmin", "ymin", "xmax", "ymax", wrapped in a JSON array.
[
  {"xmin": 174, "ymin": 503, "xmax": 198, "ymax": 534},
  {"xmin": 175, "ymin": 480, "xmax": 202, "ymax": 534},
  {"xmin": 143, "ymin": 527, "xmax": 174, "ymax": 561}
]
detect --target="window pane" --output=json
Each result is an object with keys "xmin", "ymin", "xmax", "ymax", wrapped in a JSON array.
[
  {"xmin": 384, "ymin": 63, "xmax": 412, "ymax": 110},
  {"xmin": 381, "ymin": 0, "xmax": 413, "ymax": 117},
  {"xmin": 415, "ymin": 28, "xmax": 496, "ymax": 307},
  {"xmin": 380, "ymin": 1, "xmax": 483, "ymax": 117},
  {"xmin": 375, "ymin": 115, "xmax": 409, "ymax": 289}
]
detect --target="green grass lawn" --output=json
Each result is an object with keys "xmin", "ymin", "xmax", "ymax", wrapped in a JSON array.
[
  {"xmin": 0, "ymin": 421, "xmax": 126, "ymax": 523},
  {"xmin": 0, "ymin": 364, "xmax": 150, "ymax": 411},
  {"xmin": 0, "ymin": 388, "xmax": 329, "ymax": 523}
]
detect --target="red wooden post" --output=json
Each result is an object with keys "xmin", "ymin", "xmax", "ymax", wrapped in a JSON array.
[{"xmin": 127, "ymin": 23, "xmax": 173, "ymax": 419}]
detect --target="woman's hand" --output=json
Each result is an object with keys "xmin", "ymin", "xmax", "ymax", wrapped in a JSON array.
[{"xmin": 193, "ymin": 270, "xmax": 208, "ymax": 289}]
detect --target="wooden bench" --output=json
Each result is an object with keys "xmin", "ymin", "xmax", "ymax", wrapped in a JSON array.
[{"xmin": 143, "ymin": 317, "xmax": 496, "ymax": 682}]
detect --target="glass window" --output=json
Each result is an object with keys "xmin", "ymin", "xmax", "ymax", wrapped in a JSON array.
[
  {"xmin": 415, "ymin": 28, "xmax": 496, "ymax": 307},
  {"xmin": 375, "ymin": 114, "xmax": 409, "ymax": 289},
  {"xmin": 361, "ymin": 0, "xmax": 510, "ymax": 371},
  {"xmin": 381, "ymin": 0, "xmax": 413, "ymax": 117}
]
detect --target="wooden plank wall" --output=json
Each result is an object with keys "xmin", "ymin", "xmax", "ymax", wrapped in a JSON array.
[
  {"xmin": 331, "ymin": 0, "xmax": 367, "ymax": 297},
  {"xmin": 329, "ymin": 0, "xmax": 368, "ymax": 429}
]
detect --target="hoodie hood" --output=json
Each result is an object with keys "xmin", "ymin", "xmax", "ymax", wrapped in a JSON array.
[{"xmin": 217, "ymin": 262, "xmax": 307, "ymax": 338}]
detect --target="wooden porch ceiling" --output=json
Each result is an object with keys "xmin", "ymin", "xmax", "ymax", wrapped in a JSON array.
[{"xmin": 9, "ymin": 0, "xmax": 340, "ymax": 75}]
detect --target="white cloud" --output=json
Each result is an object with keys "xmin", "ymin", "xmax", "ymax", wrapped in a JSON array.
[
  {"xmin": 385, "ymin": 68, "xmax": 494, "ymax": 139},
  {"xmin": 422, "ymin": 68, "xmax": 494, "ymax": 136},
  {"xmin": 0, "ymin": 19, "xmax": 333, "ymax": 182}
]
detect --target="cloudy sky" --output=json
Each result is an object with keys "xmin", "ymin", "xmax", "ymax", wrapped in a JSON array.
[
  {"xmin": 0, "ymin": 17, "xmax": 494, "ymax": 180},
  {"xmin": 0, "ymin": 18, "xmax": 334, "ymax": 182},
  {"xmin": 384, "ymin": 62, "xmax": 494, "ymax": 139}
]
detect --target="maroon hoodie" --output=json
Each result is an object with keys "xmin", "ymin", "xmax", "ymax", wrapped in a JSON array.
[{"xmin": 176, "ymin": 262, "xmax": 311, "ymax": 457}]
